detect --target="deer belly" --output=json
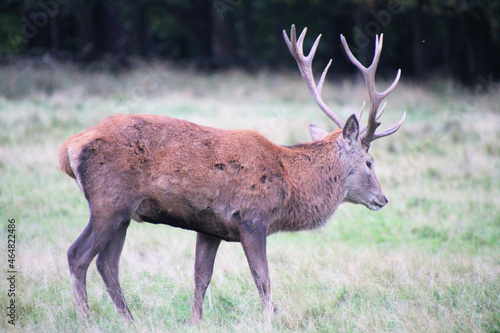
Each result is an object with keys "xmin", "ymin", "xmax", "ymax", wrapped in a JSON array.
[{"xmin": 132, "ymin": 197, "xmax": 239, "ymax": 241}]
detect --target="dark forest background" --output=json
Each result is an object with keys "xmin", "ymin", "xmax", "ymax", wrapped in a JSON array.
[{"xmin": 1, "ymin": 0, "xmax": 499, "ymax": 85}]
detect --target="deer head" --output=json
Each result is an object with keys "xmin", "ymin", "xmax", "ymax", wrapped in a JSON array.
[{"xmin": 283, "ymin": 25, "xmax": 405, "ymax": 211}]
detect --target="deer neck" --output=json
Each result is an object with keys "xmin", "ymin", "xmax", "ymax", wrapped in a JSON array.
[{"xmin": 273, "ymin": 134, "xmax": 346, "ymax": 233}]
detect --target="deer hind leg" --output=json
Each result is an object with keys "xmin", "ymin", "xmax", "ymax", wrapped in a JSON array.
[
  {"xmin": 67, "ymin": 210, "xmax": 130, "ymax": 320},
  {"xmin": 96, "ymin": 220, "xmax": 133, "ymax": 321},
  {"xmin": 190, "ymin": 232, "xmax": 221, "ymax": 323},
  {"xmin": 67, "ymin": 222, "xmax": 93, "ymax": 319}
]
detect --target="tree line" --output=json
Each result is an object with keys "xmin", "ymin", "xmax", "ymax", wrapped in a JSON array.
[{"xmin": 1, "ymin": 0, "xmax": 499, "ymax": 84}]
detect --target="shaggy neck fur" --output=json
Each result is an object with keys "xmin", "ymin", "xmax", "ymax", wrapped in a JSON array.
[{"xmin": 269, "ymin": 132, "xmax": 347, "ymax": 234}]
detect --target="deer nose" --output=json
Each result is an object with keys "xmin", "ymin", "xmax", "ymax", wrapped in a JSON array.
[{"xmin": 383, "ymin": 196, "xmax": 388, "ymax": 204}]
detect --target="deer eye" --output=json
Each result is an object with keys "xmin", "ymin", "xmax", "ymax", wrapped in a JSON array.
[{"xmin": 366, "ymin": 161, "xmax": 372, "ymax": 169}]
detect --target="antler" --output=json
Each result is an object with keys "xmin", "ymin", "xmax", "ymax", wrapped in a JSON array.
[
  {"xmin": 340, "ymin": 34, "xmax": 406, "ymax": 149},
  {"xmin": 283, "ymin": 25, "xmax": 405, "ymax": 149},
  {"xmin": 283, "ymin": 25, "xmax": 344, "ymax": 128}
]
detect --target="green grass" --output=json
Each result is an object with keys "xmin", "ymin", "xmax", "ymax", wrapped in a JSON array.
[{"xmin": 0, "ymin": 62, "xmax": 499, "ymax": 332}]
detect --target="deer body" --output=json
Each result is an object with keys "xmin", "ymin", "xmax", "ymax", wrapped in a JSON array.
[
  {"xmin": 61, "ymin": 113, "xmax": 350, "ymax": 240},
  {"xmin": 61, "ymin": 25, "xmax": 404, "ymax": 322}
]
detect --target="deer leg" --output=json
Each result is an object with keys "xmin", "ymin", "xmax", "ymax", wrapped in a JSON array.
[
  {"xmin": 67, "ymin": 211, "xmax": 129, "ymax": 320},
  {"xmin": 239, "ymin": 222, "xmax": 274, "ymax": 320},
  {"xmin": 67, "ymin": 222, "xmax": 93, "ymax": 319},
  {"xmin": 96, "ymin": 220, "xmax": 133, "ymax": 321},
  {"xmin": 190, "ymin": 232, "xmax": 221, "ymax": 323}
]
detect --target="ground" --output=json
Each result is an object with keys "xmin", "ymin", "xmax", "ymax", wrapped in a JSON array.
[{"xmin": 0, "ymin": 62, "xmax": 499, "ymax": 332}]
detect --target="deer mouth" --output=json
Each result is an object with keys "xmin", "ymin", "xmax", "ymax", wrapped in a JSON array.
[{"xmin": 368, "ymin": 199, "xmax": 385, "ymax": 211}]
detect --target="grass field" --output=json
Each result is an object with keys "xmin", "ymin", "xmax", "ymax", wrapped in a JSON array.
[{"xmin": 0, "ymin": 61, "xmax": 499, "ymax": 332}]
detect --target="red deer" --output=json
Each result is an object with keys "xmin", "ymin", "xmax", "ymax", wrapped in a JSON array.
[{"xmin": 59, "ymin": 25, "xmax": 405, "ymax": 322}]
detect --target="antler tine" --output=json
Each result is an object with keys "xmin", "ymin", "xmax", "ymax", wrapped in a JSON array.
[
  {"xmin": 370, "ymin": 34, "xmax": 383, "ymax": 75},
  {"xmin": 379, "ymin": 69, "xmax": 401, "ymax": 100},
  {"xmin": 340, "ymin": 34, "xmax": 366, "ymax": 72},
  {"xmin": 372, "ymin": 111, "xmax": 406, "ymax": 141},
  {"xmin": 377, "ymin": 102, "xmax": 387, "ymax": 120},
  {"xmin": 317, "ymin": 59, "xmax": 332, "ymax": 96},
  {"xmin": 358, "ymin": 101, "xmax": 366, "ymax": 121},
  {"xmin": 340, "ymin": 33, "xmax": 405, "ymax": 149},
  {"xmin": 284, "ymin": 25, "xmax": 344, "ymax": 129}
]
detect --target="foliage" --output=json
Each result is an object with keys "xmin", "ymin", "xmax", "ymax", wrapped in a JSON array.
[{"xmin": 0, "ymin": 0, "xmax": 499, "ymax": 83}]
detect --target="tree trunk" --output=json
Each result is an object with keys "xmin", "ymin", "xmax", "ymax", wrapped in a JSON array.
[
  {"xmin": 411, "ymin": 6, "xmax": 424, "ymax": 78},
  {"xmin": 465, "ymin": 7, "xmax": 492, "ymax": 82},
  {"xmin": 73, "ymin": 2, "xmax": 96, "ymax": 60},
  {"xmin": 271, "ymin": 1, "xmax": 287, "ymax": 67},
  {"xmin": 188, "ymin": 0, "xmax": 213, "ymax": 67},
  {"xmin": 131, "ymin": 3, "xmax": 149, "ymax": 57},
  {"xmin": 241, "ymin": 1, "xmax": 257, "ymax": 69},
  {"xmin": 443, "ymin": 16, "xmax": 452, "ymax": 76},
  {"xmin": 211, "ymin": 5, "xmax": 237, "ymax": 67}
]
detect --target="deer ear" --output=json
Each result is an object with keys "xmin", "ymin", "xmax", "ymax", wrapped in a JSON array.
[
  {"xmin": 309, "ymin": 124, "xmax": 329, "ymax": 141},
  {"xmin": 342, "ymin": 114, "xmax": 359, "ymax": 145}
]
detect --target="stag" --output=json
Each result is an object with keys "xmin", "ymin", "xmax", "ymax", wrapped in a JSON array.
[{"xmin": 59, "ymin": 25, "xmax": 405, "ymax": 322}]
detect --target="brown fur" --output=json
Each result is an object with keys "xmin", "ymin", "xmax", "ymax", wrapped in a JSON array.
[
  {"xmin": 60, "ymin": 113, "xmax": 388, "ymax": 321},
  {"xmin": 60, "ymin": 114, "xmax": 349, "ymax": 239}
]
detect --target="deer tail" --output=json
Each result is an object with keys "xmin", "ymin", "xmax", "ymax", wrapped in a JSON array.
[{"xmin": 59, "ymin": 141, "xmax": 76, "ymax": 179}]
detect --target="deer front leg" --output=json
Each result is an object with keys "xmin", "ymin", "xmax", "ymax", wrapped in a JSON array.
[
  {"xmin": 190, "ymin": 233, "xmax": 221, "ymax": 323},
  {"xmin": 239, "ymin": 221, "xmax": 274, "ymax": 320}
]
